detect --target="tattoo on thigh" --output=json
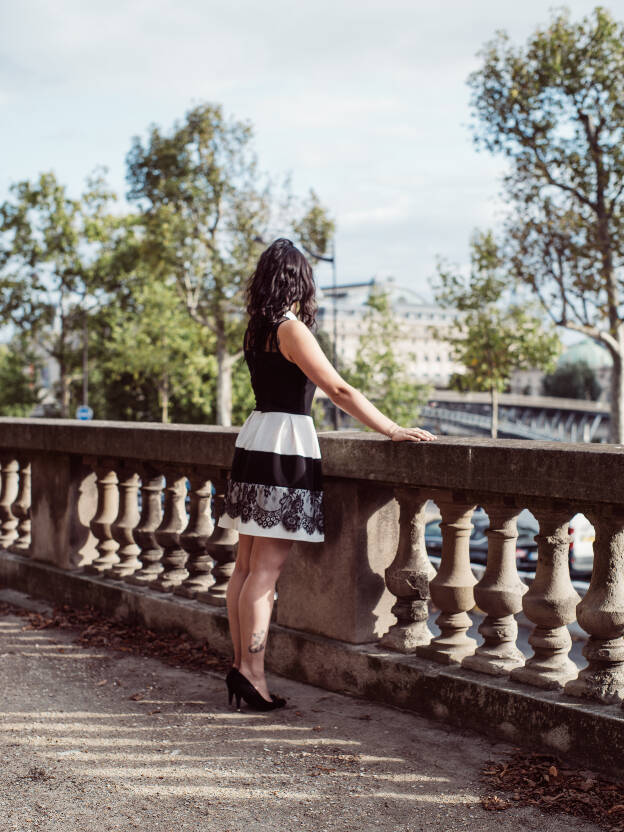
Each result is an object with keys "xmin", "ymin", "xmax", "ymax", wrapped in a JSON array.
[{"xmin": 248, "ymin": 629, "xmax": 266, "ymax": 653}]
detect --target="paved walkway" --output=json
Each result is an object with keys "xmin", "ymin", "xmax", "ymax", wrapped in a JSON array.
[{"xmin": 0, "ymin": 593, "xmax": 599, "ymax": 832}]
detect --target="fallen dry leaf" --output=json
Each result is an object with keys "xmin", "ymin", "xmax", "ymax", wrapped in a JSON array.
[
  {"xmin": 481, "ymin": 750, "xmax": 624, "ymax": 831},
  {"xmin": 0, "ymin": 600, "xmax": 230, "ymax": 677}
]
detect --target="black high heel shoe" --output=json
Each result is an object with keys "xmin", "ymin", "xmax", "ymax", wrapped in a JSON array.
[
  {"xmin": 227, "ymin": 668, "xmax": 286, "ymax": 711},
  {"xmin": 225, "ymin": 667, "xmax": 238, "ymax": 706}
]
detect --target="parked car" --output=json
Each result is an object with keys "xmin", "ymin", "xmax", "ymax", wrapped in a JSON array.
[
  {"xmin": 568, "ymin": 513, "xmax": 595, "ymax": 579},
  {"xmin": 513, "ymin": 510, "xmax": 594, "ymax": 579},
  {"xmin": 425, "ymin": 506, "xmax": 593, "ymax": 575},
  {"xmin": 514, "ymin": 508, "xmax": 540, "ymax": 572},
  {"xmin": 425, "ymin": 508, "xmax": 493, "ymax": 565}
]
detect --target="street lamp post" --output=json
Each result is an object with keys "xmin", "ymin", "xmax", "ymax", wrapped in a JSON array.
[
  {"xmin": 302, "ymin": 239, "xmax": 339, "ymax": 430},
  {"xmin": 82, "ymin": 309, "xmax": 89, "ymax": 409}
]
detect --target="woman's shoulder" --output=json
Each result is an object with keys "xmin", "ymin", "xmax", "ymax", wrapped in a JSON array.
[{"xmin": 277, "ymin": 317, "xmax": 313, "ymax": 337}]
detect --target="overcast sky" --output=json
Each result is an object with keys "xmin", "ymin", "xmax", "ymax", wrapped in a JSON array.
[{"xmin": 2, "ymin": 0, "xmax": 622, "ymax": 297}]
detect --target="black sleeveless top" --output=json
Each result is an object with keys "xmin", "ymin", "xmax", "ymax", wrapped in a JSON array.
[{"xmin": 244, "ymin": 316, "xmax": 316, "ymax": 416}]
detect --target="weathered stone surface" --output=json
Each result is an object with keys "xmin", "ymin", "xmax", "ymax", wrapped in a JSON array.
[
  {"xmin": 29, "ymin": 452, "xmax": 97, "ymax": 569},
  {"xmin": 417, "ymin": 495, "xmax": 477, "ymax": 664},
  {"xmin": 84, "ymin": 461, "xmax": 120, "ymax": 575},
  {"xmin": 512, "ymin": 506, "xmax": 580, "ymax": 690},
  {"xmin": 0, "ymin": 457, "xmax": 19, "ymax": 548},
  {"xmin": 110, "ymin": 468, "xmax": 141, "ymax": 579},
  {"xmin": 3, "ymin": 551, "xmax": 624, "ymax": 781},
  {"xmin": 152, "ymin": 470, "xmax": 188, "ymax": 592},
  {"xmin": 463, "ymin": 504, "xmax": 527, "ymax": 676},
  {"xmin": 276, "ymin": 478, "xmax": 399, "ymax": 644},
  {"xmin": 8, "ymin": 419, "xmax": 624, "ymax": 778},
  {"xmin": 9, "ymin": 459, "xmax": 31, "ymax": 554},
  {"xmin": 565, "ymin": 508, "xmax": 624, "ymax": 704},
  {"xmin": 2, "ymin": 418, "xmax": 624, "ymax": 502},
  {"xmin": 199, "ymin": 473, "xmax": 237, "ymax": 604},
  {"xmin": 380, "ymin": 487, "xmax": 434, "ymax": 652},
  {"xmin": 126, "ymin": 467, "xmax": 164, "ymax": 585},
  {"xmin": 174, "ymin": 471, "xmax": 215, "ymax": 599}
]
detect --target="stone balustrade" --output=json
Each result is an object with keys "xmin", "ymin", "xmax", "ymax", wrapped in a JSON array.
[{"xmin": 2, "ymin": 419, "xmax": 624, "ymax": 773}]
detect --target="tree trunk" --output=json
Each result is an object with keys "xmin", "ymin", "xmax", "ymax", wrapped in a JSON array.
[
  {"xmin": 159, "ymin": 375, "xmax": 170, "ymax": 424},
  {"xmin": 215, "ymin": 335, "xmax": 233, "ymax": 427},
  {"xmin": 609, "ymin": 344, "xmax": 624, "ymax": 444},
  {"xmin": 59, "ymin": 362, "xmax": 70, "ymax": 418},
  {"xmin": 490, "ymin": 387, "xmax": 498, "ymax": 439}
]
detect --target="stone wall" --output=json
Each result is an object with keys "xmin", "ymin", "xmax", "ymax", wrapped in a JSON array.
[{"xmin": 2, "ymin": 418, "xmax": 624, "ymax": 774}]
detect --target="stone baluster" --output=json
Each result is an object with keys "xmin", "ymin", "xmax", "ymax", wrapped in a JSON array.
[
  {"xmin": 125, "ymin": 466, "xmax": 165, "ymax": 585},
  {"xmin": 198, "ymin": 473, "xmax": 238, "ymax": 606},
  {"xmin": 565, "ymin": 506, "xmax": 624, "ymax": 704},
  {"xmin": 152, "ymin": 469, "xmax": 189, "ymax": 592},
  {"xmin": 175, "ymin": 471, "xmax": 215, "ymax": 599},
  {"xmin": 462, "ymin": 503, "xmax": 527, "ymax": 675},
  {"xmin": 84, "ymin": 460, "xmax": 120, "ymax": 575},
  {"xmin": 0, "ymin": 457, "xmax": 19, "ymax": 549},
  {"xmin": 417, "ymin": 494, "xmax": 477, "ymax": 664},
  {"xmin": 109, "ymin": 468, "xmax": 141, "ymax": 579},
  {"xmin": 380, "ymin": 487, "xmax": 436, "ymax": 652},
  {"xmin": 511, "ymin": 505, "xmax": 580, "ymax": 690},
  {"xmin": 9, "ymin": 459, "xmax": 31, "ymax": 554}
]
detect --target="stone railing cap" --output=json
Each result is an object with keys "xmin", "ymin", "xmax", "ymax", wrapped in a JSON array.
[{"xmin": 1, "ymin": 418, "xmax": 623, "ymax": 506}]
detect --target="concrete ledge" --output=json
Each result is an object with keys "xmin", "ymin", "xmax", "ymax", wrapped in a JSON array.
[
  {"xmin": 2, "ymin": 550, "xmax": 624, "ymax": 777},
  {"xmin": 3, "ymin": 417, "xmax": 624, "ymax": 503}
]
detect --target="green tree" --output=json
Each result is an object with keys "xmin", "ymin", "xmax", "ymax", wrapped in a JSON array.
[
  {"xmin": 0, "ymin": 170, "xmax": 127, "ymax": 417},
  {"xmin": 342, "ymin": 287, "xmax": 429, "ymax": 428},
  {"xmin": 91, "ymin": 274, "xmax": 216, "ymax": 423},
  {"xmin": 435, "ymin": 230, "xmax": 561, "ymax": 437},
  {"xmin": 126, "ymin": 103, "xmax": 332, "ymax": 426},
  {"xmin": 542, "ymin": 359, "xmax": 602, "ymax": 401},
  {"xmin": 469, "ymin": 6, "xmax": 624, "ymax": 442},
  {"xmin": 0, "ymin": 340, "xmax": 42, "ymax": 416},
  {"xmin": 293, "ymin": 189, "xmax": 336, "ymax": 263}
]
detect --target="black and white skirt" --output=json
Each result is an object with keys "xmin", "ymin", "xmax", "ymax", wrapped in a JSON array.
[{"xmin": 218, "ymin": 410, "xmax": 324, "ymax": 542}]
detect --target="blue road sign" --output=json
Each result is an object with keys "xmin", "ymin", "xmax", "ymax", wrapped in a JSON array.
[{"xmin": 76, "ymin": 405, "xmax": 93, "ymax": 421}]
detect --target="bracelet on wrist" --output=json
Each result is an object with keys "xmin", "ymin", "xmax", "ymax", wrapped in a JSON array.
[{"xmin": 386, "ymin": 424, "xmax": 400, "ymax": 439}]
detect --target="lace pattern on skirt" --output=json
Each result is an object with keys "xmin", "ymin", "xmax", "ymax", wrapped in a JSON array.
[{"xmin": 224, "ymin": 480, "xmax": 324, "ymax": 537}]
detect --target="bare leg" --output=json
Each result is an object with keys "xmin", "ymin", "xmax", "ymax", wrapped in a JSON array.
[
  {"xmin": 238, "ymin": 536, "xmax": 292, "ymax": 701},
  {"xmin": 225, "ymin": 533, "xmax": 253, "ymax": 669}
]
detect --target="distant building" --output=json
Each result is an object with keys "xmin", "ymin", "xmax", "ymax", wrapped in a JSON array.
[
  {"xmin": 510, "ymin": 337, "xmax": 612, "ymax": 400},
  {"xmin": 317, "ymin": 276, "xmax": 463, "ymax": 387}
]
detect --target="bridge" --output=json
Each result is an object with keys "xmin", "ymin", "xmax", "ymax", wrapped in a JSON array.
[{"xmin": 422, "ymin": 390, "xmax": 609, "ymax": 442}]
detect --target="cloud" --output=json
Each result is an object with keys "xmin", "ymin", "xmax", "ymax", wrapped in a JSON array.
[{"xmin": 0, "ymin": 0, "xmax": 606, "ymax": 296}]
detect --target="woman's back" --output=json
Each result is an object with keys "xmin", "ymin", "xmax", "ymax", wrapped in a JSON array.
[{"xmin": 244, "ymin": 312, "xmax": 316, "ymax": 416}]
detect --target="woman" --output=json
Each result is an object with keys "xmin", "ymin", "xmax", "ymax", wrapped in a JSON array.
[{"xmin": 218, "ymin": 238, "xmax": 436, "ymax": 711}]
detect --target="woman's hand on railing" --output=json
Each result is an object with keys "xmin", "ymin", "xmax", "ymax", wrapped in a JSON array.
[{"xmin": 387, "ymin": 425, "xmax": 437, "ymax": 442}]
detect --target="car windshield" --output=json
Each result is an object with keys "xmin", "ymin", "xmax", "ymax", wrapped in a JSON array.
[
  {"xmin": 425, "ymin": 518, "xmax": 487, "ymax": 540},
  {"xmin": 425, "ymin": 520, "xmax": 441, "ymax": 535}
]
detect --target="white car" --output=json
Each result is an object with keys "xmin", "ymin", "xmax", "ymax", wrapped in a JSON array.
[
  {"xmin": 519, "ymin": 511, "xmax": 594, "ymax": 579},
  {"xmin": 568, "ymin": 513, "xmax": 595, "ymax": 578}
]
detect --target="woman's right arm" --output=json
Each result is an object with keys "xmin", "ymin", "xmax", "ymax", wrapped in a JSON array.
[{"xmin": 277, "ymin": 320, "xmax": 436, "ymax": 442}]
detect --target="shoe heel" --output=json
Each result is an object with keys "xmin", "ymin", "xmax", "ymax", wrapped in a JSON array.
[{"xmin": 226, "ymin": 677, "xmax": 242, "ymax": 708}]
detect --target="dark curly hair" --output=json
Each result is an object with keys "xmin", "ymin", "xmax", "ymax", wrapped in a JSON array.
[{"xmin": 245, "ymin": 238, "xmax": 317, "ymax": 350}]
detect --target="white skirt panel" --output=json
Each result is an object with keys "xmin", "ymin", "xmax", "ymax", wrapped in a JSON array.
[
  {"xmin": 235, "ymin": 410, "xmax": 320, "ymax": 459},
  {"xmin": 218, "ymin": 409, "xmax": 324, "ymax": 543}
]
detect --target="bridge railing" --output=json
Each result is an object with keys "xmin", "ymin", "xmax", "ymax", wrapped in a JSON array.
[
  {"xmin": 425, "ymin": 392, "xmax": 608, "ymax": 442},
  {"xmin": 2, "ymin": 419, "xmax": 624, "ymax": 740}
]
